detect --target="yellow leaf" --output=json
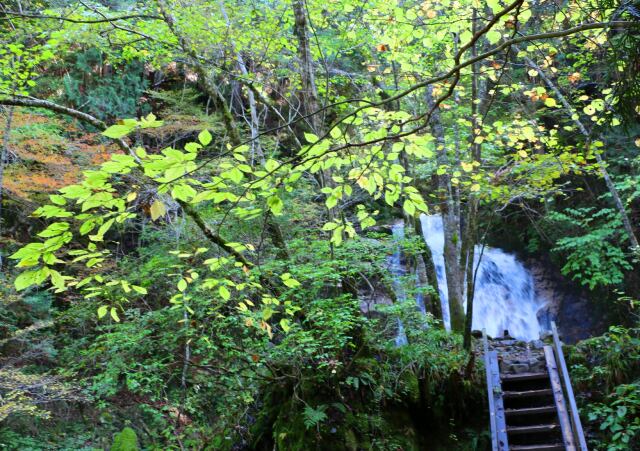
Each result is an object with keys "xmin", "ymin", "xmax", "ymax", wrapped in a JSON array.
[
  {"xmin": 544, "ymin": 98, "xmax": 557, "ymax": 107},
  {"xmin": 635, "ymin": 138, "xmax": 640, "ymax": 148},
  {"xmin": 518, "ymin": 150, "xmax": 528, "ymax": 158},
  {"xmin": 461, "ymin": 162, "xmax": 474, "ymax": 172},
  {"xmin": 150, "ymin": 199, "xmax": 166, "ymax": 221},
  {"xmin": 470, "ymin": 184, "xmax": 480, "ymax": 192},
  {"xmin": 528, "ymin": 69, "xmax": 538, "ymax": 77}
]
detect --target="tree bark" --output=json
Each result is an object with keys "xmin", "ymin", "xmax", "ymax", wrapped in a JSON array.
[
  {"xmin": 463, "ymin": 9, "xmax": 485, "ymax": 350},
  {"xmin": 426, "ymin": 86, "xmax": 465, "ymax": 331},
  {"xmin": 292, "ymin": 0, "xmax": 321, "ymax": 134}
]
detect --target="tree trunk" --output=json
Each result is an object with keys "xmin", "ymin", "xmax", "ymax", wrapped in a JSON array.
[
  {"xmin": 157, "ymin": 0, "xmax": 289, "ymax": 260},
  {"xmin": 292, "ymin": 0, "xmax": 321, "ymax": 134},
  {"xmin": 463, "ymin": 9, "xmax": 485, "ymax": 349},
  {"xmin": 426, "ymin": 86, "xmax": 465, "ymax": 331}
]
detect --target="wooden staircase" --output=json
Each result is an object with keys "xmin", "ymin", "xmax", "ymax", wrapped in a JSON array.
[{"xmin": 483, "ymin": 323, "xmax": 588, "ymax": 451}]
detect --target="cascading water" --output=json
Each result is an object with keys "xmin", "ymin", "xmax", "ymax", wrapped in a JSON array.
[
  {"xmin": 389, "ymin": 222, "xmax": 426, "ymax": 346},
  {"xmin": 390, "ymin": 222, "xmax": 409, "ymax": 346},
  {"xmin": 420, "ymin": 214, "xmax": 546, "ymax": 340}
]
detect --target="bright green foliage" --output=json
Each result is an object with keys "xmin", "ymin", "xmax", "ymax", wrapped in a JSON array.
[
  {"xmin": 111, "ymin": 427, "xmax": 139, "ymax": 451},
  {"xmin": 547, "ymin": 208, "xmax": 633, "ymax": 289},
  {"xmin": 569, "ymin": 324, "xmax": 640, "ymax": 450},
  {"xmin": 588, "ymin": 384, "xmax": 640, "ymax": 450},
  {"xmin": 2, "ymin": 0, "xmax": 639, "ymax": 449}
]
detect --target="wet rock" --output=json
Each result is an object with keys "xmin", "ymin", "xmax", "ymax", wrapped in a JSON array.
[
  {"xmin": 509, "ymin": 363, "xmax": 530, "ymax": 374},
  {"xmin": 526, "ymin": 257, "xmax": 605, "ymax": 343}
]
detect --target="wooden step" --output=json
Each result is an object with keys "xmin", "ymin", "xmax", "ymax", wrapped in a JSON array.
[
  {"xmin": 501, "ymin": 372, "xmax": 549, "ymax": 382},
  {"xmin": 504, "ymin": 389, "xmax": 553, "ymax": 399},
  {"xmin": 510, "ymin": 444, "xmax": 564, "ymax": 451},
  {"xmin": 507, "ymin": 423, "xmax": 559, "ymax": 435},
  {"xmin": 506, "ymin": 406, "xmax": 557, "ymax": 417}
]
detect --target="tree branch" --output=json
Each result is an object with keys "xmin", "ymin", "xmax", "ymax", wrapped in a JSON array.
[
  {"xmin": 0, "ymin": 10, "xmax": 162, "ymax": 23},
  {"xmin": 0, "ymin": 95, "xmax": 257, "ymax": 267}
]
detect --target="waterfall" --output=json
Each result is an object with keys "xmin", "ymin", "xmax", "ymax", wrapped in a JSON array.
[
  {"xmin": 390, "ymin": 222, "xmax": 409, "ymax": 346},
  {"xmin": 420, "ymin": 214, "xmax": 546, "ymax": 341}
]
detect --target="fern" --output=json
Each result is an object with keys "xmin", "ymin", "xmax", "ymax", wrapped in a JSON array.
[
  {"xmin": 111, "ymin": 427, "xmax": 139, "ymax": 451},
  {"xmin": 303, "ymin": 405, "xmax": 328, "ymax": 429}
]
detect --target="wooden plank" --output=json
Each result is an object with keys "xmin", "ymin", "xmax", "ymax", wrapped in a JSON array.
[
  {"xmin": 552, "ymin": 322, "xmax": 588, "ymax": 451},
  {"xmin": 544, "ymin": 346, "xmax": 576, "ymax": 451},
  {"xmin": 503, "ymin": 389, "xmax": 553, "ymax": 399},
  {"xmin": 488, "ymin": 350, "xmax": 509, "ymax": 451},
  {"xmin": 510, "ymin": 444, "xmax": 564, "ymax": 451},
  {"xmin": 507, "ymin": 423, "xmax": 559, "ymax": 435},
  {"xmin": 483, "ymin": 330, "xmax": 499, "ymax": 451},
  {"xmin": 501, "ymin": 372, "xmax": 549, "ymax": 382},
  {"xmin": 505, "ymin": 405, "xmax": 557, "ymax": 417}
]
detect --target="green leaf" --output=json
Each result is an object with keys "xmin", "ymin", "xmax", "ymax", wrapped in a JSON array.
[
  {"xmin": 304, "ymin": 132, "xmax": 319, "ymax": 143},
  {"xmin": 177, "ymin": 279, "xmax": 187, "ymax": 292},
  {"xmin": 49, "ymin": 195, "xmax": 66, "ymax": 205},
  {"xmin": 267, "ymin": 196, "xmax": 284, "ymax": 215},
  {"xmin": 198, "ymin": 129, "xmax": 212, "ymax": 146},
  {"xmin": 219, "ymin": 285, "xmax": 231, "ymax": 301},
  {"xmin": 110, "ymin": 307, "xmax": 120, "ymax": 322},
  {"xmin": 185, "ymin": 142, "xmax": 202, "ymax": 153},
  {"xmin": 102, "ymin": 124, "xmax": 135, "ymax": 139},
  {"xmin": 15, "ymin": 270, "xmax": 38, "ymax": 291},
  {"xmin": 486, "ymin": 30, "xmax": 501, "ymax": 45},
  {"xmin": 97, "ymin": 305, "xmax": 108, "ymax": 319},
  {"xmin": 403, "ymin": 199, "xmax": 416, "ymax": 216},
  {"xmin": 280, "ymin": 318, "xmax": 291, "ymax": 333},
  {"xmin": 132, "ymin": 285, "xmax": 147, "ymax": 295}
]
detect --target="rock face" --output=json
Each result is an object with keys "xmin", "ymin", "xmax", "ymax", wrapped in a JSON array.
[{"xmin": 526, "ymin": 257, "xmax": 605, "ymax": 344}]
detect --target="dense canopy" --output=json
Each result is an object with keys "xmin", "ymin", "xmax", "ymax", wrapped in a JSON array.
[{"xmin": 0, "ymin": 0, "xmax": 639, "ymax": 449}]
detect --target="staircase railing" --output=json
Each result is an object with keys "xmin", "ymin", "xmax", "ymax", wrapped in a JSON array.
[
  {"xmin": 483, "ymin": 330, "xmax": 509, "ymax": 451},
  {"xmin": 551, "ymin": 321, "xmax": 588, "ymax": 451}
]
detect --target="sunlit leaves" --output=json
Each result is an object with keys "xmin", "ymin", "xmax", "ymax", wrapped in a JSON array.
[
  {"xmin": 267, "ymin": 196, "xmax": 284, "ymax": 215},
  {"xmin": 198, "ymin": 129, "xmax": 212, "ymax": 146},
  {"xmin": 150, "ymin": 200, "xmax": 166, "ymax": 221}
]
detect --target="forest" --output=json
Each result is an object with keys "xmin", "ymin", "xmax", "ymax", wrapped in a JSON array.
[{"xmin": 0, "ymin": 0, "xmax": 639, "ymax": 449}]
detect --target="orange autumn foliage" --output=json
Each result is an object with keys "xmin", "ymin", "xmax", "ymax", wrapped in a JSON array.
[{"xmin": 1, "ymin": 109, "xmax": 121, "ymax": 201}]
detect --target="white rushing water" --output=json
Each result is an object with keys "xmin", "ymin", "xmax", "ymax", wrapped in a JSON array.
[
  {"xmin": 390, "ymin": 222, "xmax": 426, "ymax": 346},
  {"xmin": 419, "ymin": 214, "xmax": 546, "ymax": 340}
]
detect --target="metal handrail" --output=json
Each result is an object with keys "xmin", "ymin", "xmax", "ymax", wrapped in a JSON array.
[
  {"xmin": 483, "ymin": 330, "xmax": 499, "ymax": 451},
  {"xmin": 551, "ymin": 322, "xmax": 588, "ymax": 450}
]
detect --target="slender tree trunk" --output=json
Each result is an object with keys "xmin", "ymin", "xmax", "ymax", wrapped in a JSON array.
[
  {"xmin": 426, "ymin": 86, "xmax": 465, "ymax": 331},
  {"xmin": 0, "ymin": 106, "xmax": 14, "ymax": 270},
  {"xmin": 463, "ymin": 10, "xmax": 485, "ymax": 349},
  {"xmin": 517, "ymin": 47, "xmax": 639, "ymax": 250},
  {"xmin": 292, "ymin": 0, "xmax": 321, "ymax": 134},
  {"xmin": 218, "ymin": 1, "xmax": 264, "ymax": 164},
  {"xmin": 157, "ymin": 0, "xmax": 289, "ymax": 259}
]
